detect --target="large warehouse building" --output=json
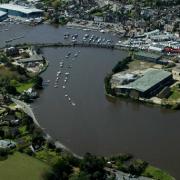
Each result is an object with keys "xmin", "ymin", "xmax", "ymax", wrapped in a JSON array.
[
  {"xmin": 0, "ymin": 11, "xmax": 7, "ymax": 21},
  {"xmin": 0, "ymin": 4, "xmax": 43, "ymax": 19},
  {"xmin": 114, "ymin": 68, "xmax": 173, "ymax": 98}
]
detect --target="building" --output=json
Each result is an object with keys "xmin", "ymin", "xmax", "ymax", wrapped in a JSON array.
[
  {"xmin": 148, "ymin": 45, "xmax": 163, "ymax": 53},
  {"xmin": 0, "ymin": 140, "xmax": 16, "ymax": 149},
  {"xmin": 134, "ymin": 51, "xmax": 162, "ymax": 63},
  {"xmin": 0, "ymin": 4, "xmax": 43, "ymax": 19},
  {"xmin": 0, "ymin": 10, "xmax": 7, "ymax": 21},
  {"xmin": 114, "ymin": 68, "xmax": 172, "ymax": 98},
  {"xmin": 93, "ymin": 15, "xmax": 104, "ymax": 22},
  {"xmin": 5, "ymin": 47, "xmax": 19, "ymax": 56},
  {"xmin": 111, "ymin": 73, "xmax": 138, "ymax": 87},
  {"xmin": 18, "ymin": 54, "xmax": 44, "ymax": 63}
]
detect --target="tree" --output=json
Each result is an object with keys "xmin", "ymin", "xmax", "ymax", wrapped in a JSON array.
[
  {"xmin": 80, "ymin": 153, "xmax": 106, "ymax": 180},
  {"xmin": 69, "ymin": 172, "xmax": 91, "ymax": 180},
  {"xmin": 0, "ymin": 148, "xmax": 8, "ymax": 157},
  {"xmin": 5, "ymin": 85, "xmax": 18, "ymax": 95},
  {"xmin": 44, "ymin": 158, "xmax": 73, "ymax": 180},
  {"xmin": 112, "ymin": 56, "xmax": 132, "ymax": 73},
  {"xmin": 34, "ymin": 76, "xmax": 43, "ymax": 89},
  {"xmin": 52, "ymin": 0, "xmax": 61, "ymax": 11}
]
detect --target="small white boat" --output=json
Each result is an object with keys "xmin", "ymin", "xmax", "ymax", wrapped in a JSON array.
[
  {"xmin": 71, "ymin": 102, "xmax": 76, "ymax": 106},
  {"xmin": 65, "ymin": 94, "xmax": 68, "ymax": 97},
  {"xmin": 100, "ymin": 29, "xmax": 105, "ymax": 33},
  {"xmin": 62, "ymin": 86, "xmax": 66, "ymax": 89},
  {"xmin": 54, "ymin": 85, "xmax": 58, "ymax": 88},
  {"xmin": 65, "ymin": 72, "xmax": 70, "ymax": 76},
  {"xmin": 68, "ymin": 97, "xmax": 71, "ymax": 101}
]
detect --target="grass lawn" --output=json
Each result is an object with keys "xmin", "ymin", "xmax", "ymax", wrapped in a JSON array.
[
  {"xmin": 0, "ymin": 66, "xmax": 21, "ymax": 80},
  {"xmin": 0, "ymin": 152, "xmax": 49, "ymax": 180},
  {"xmin": 128, "ymin": 60, "xmax": 154, "ymax": 71},
  {"xmin": 35, "ymin": 148, "xmax": 60, "ymax": 165},
  {"xmin": 168, "ymin": 86, "xmax": 180, "ymax": 100},
  {"xmin": 16, "ymin": 81, "xmax": 35, "ymax": 93},
  {"xmin": 142, "ymin": 165, "xmax": 175, "ymax": 180}
]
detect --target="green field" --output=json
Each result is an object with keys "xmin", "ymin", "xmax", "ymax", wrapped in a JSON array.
[
  {"xmin": 168, "ymin": 85, "xmax": 180, "ymax": 101},
  {"xmin": 142, "ymin": 165, "xmax": 175, "ymax": 180},
  {"xmin": 16, "ymin": 81, "xmax": 35, "ymax": 93},
  {"xmin": 0, "ymin": 152, "xmax": 49, "ymax": 180}
]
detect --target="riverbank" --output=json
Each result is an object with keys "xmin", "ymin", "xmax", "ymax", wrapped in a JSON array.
[
  {"xmin": 106, "ymin": 55, "xmax": 180, "ymax": 110},
  {"xmin": 0, "ymin": 31, "xmax": 177, "ymax": 179}
]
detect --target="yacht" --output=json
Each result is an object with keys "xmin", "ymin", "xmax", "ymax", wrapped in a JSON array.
[{"xmin": 65, "ymin": 72, "xmax": 70, "ymax": 76}]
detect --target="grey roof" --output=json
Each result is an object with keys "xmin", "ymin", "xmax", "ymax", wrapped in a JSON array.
[
  {"xmin": 0, "ymin": 4, "xmax": 43, "ymax": 14},
  {"xmin": 0, "ymin": 10, "xmax": 7, "ymax": 17},
  {"xmin": 118, "ymin": 68, "xmax": 171, "ymax": 92},
  {"xmin": 18, "ymin": 54, "xmax": 43, "ymax": 63},
  {"xmin": 0, "ymin": 140, "xmax": 16, "ymax": 148},
  {"xmin": 135, "ymin": 51, "xmax": 161, "ymax": 59}
]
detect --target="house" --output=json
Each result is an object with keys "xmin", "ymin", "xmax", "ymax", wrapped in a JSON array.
[{"xmin": 0, "ymin": 140, "xmax": 16, "ymax": 149}]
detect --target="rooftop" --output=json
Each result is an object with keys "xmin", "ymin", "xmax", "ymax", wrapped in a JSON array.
[
  {"xmin": 0, "ymin": 10, "xmax": 7, "ymax": 17},
  {"xmin": 135, "ymin": 51, "xmax": 162, "ymax": 59},
  {"xmin": 0, "ymin": 4, "xmax": 43, "ymax": 14},
  {"xmin": 18, "ymin": 54, "xmax": 43, "ymax": 63},
  {"xmin": 0, "ymin": 140, "xmax": 16, "ymax": 149},
  {"xmin": 118, "ymin": 68, "xmax": 171, "ymax": 92}
]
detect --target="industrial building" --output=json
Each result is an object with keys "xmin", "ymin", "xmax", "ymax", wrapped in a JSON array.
[
  {"xmin": 111, "ymin": 73, "xmax": 138, "ymax": 87},
  {"xmin": 18, "ymin": 54, "xmax": 44, "ymax": 64},
  {"xmin": 134, "ymin": 51, "xmax": 162, "ymax": 63},
  {"xmin": 113, "ymin": 68, "xmax": 172, "ymax": 98},
  {"xmin": 0, "ymin": 10, "xmax": 7, "ymax": 21},
  {"xmin": 0, "ymin": 4, "xmax": 43, "ymax": 19}
]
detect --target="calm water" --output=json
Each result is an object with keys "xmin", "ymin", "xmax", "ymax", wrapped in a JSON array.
[{"xmin": 1, "ymin": 24, "xmax": 180, "ymax": 179}]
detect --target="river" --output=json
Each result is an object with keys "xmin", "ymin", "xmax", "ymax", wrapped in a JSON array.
[{"xmin": 0, "ymin": 23, "xmax": 180, "ymax": 179}]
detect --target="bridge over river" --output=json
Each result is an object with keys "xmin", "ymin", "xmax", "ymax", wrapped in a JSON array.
[{"xmin": 15, "ymin": 41, "xmax": 118, "ymax": 49}]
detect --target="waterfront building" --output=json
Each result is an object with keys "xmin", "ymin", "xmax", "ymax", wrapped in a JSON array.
[
  {"xmin": 111, "ymin": 73, "xmax": 138, "ymax": 87},
  {"xmin": 114, "ymin": 68, "xmax": 172, "ymax": 98},
  {"xmin": 0, "ymin": 140, "xmax": 16, "ymax": 149},
  {"xmin": 18, "ymin": 54, "xmax": 44, "ymax": 64},
  {"xmin": 134, "ymin": 51, "xmax": 162, "ymax": 63},
  {"xmin": 0, "ymin": 4, "xmax": 43, "ymax": 19},
  {"xmin": 148, "ymin": 45, "xmax": 163, "ymax": 53},
  {"xmin": 0, "ymin": 10, "xmax": 7, "ymax": 21}
]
